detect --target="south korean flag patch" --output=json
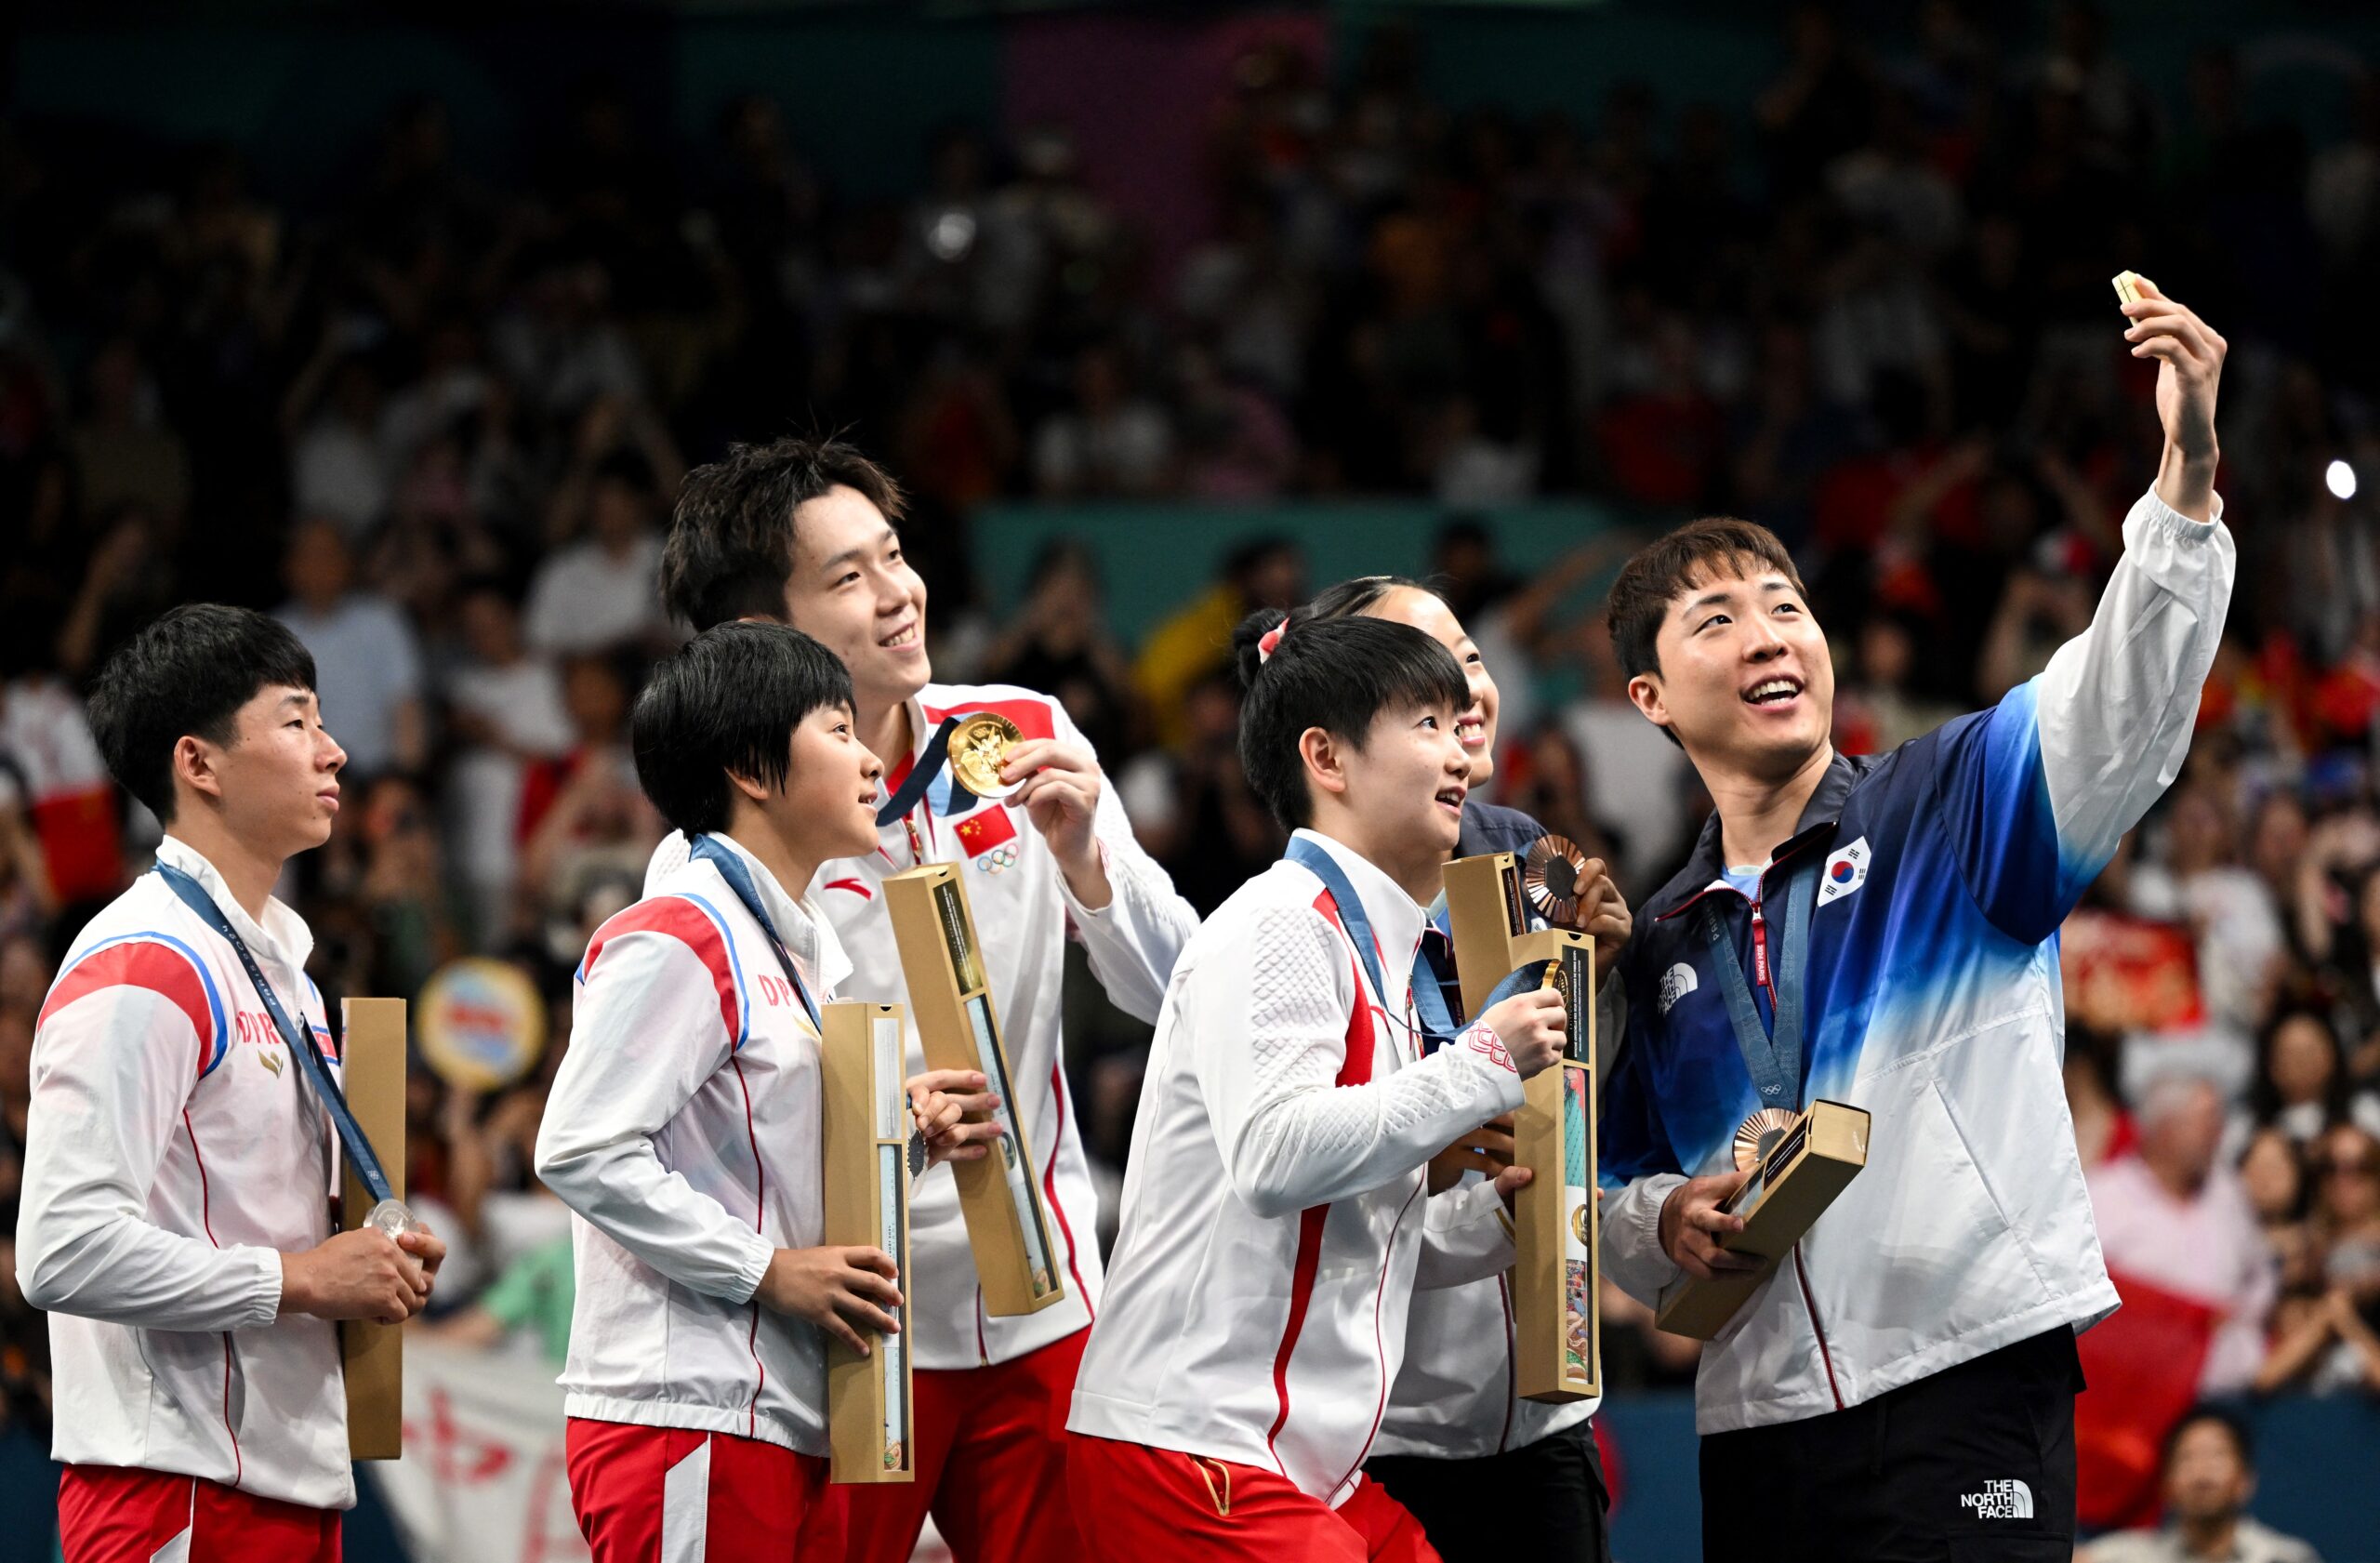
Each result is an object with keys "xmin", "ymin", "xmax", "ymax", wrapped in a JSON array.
[{"xmin": 1818, "ymin": 837, "xmax": 1871, "ymax": 908}]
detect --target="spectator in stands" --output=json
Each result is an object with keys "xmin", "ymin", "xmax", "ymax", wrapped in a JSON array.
[
  {"xmin": 518, "ymin": 653, "xmax": 660, "ymax": 937},
  {"xmin": 0, "ymin": 648, "xmax": 118, "ymax": 910},
  {"xmin": 1133, "ymin": 535, "xmax": 1304, "ymax": 748},
  {"xmin": 282, "ymin": 333, "xmax": 393, "ymax": 542},
  {"xmin": 2309, "ymin": 1125, "xmax": 2380, "ymax": 1353},
  {"xmin": 443, "ymin": 582, "xmax": 574, "ymax": 941},
  {"xmin": 427, "ymin": 1227, "xmax": 575, "ymax": 1369},
  {"xmin": 275, "ymin": 516, "xmax": 428, "ymax": 779},
  {"xmin": 2130, "ymin": 783, "xmax": 2288, "ymax": 1041},
  {"xmin": 2085, "ymin": 1405, "xmax": 2324, "ymax": 1563},
  {"xmin": 1032, "ymin": 340, "xmax": 1175, "ymax": 498},
  {"xmin": 523, "ymin": 449, "xmax": 677, "ymax": 657},
  {"xmin": 979, "ymin": 540, "xmax": 1141, "ymax": 763},
  {"xmin": 2251, "ymin": 1011, "xmax": 2380, "ymax": 1145},
  {"xmin": 2090, "ymin": 1073, "xmax": 2278, "ymax": 1395},
  {"xmin": 66, "ymin": 338, "xmax": 188, "ymax": 528}
]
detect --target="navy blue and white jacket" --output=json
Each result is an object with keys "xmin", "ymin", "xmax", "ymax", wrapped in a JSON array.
[{"xmin": 1599, "ymin": 487, "xmax": 2234, "ymax": 1436}]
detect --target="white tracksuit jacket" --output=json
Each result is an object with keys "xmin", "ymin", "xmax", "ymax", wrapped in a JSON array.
[
  {"xmin": 1068, "ymin": 829, "xmax": 1527, "ymax": 1506},
  {"xmin": 1600, "ymin": 487, "xmax": 2236, "ymax": 1435},
  {"xmin": 18, "ymin": 836, "xmax": 352, "ymax": 1511},
  {"xmin": 536, "ymin": 832, "xmax": 853, "ymax": 1453},
  {"xmin": 648, "ymin": 682, "xmax": 1198, "ymax": 1370}
]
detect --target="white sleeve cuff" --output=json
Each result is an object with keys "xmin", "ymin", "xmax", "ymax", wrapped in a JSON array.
[
  {"xmin": 238, "ymin": 1245, "xmax": 289, "ymax": 1329},
  {"xmin": 724, "ymin": 1231, "xmax": 775, "ymax": 1306},
  {"xmin": 2130, "ymin": 484, "xmax": 2224, "ymax": 540}
]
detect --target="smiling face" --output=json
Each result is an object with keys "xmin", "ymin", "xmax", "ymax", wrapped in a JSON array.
[
  {"xmin": 780, "ymin": 484, "xmax": 930, "ymax": 716},
  {"xmin": 1362, "ymin": 585, "xmax": 1500, "ymax": 782},
  {"xmin": 785, "ymin": 699, "xmax": 890, "ymax": 861},
  {"xmin": 193, "ymin": 685, "xmax": 348, "ymax": 858},
  {"xmin": 1314, "ymin": 695, "xmax": 1474, "ymax": 868},
  {"xmin": 759, "ymin": 700, "xmax": 886, "ymax": 865},
  {"xmin": 1629, "ymin": 563, "xmax": 1834, "ymax": 784}
]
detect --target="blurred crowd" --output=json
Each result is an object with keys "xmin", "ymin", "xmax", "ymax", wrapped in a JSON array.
[{"xmin": 3, "ymin": 1, "xmax": 2380, "ymax": 1516}]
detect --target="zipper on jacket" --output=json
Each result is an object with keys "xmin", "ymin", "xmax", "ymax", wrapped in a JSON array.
[{"xmin": 1792, "ymin": 1244, "xmax": 1844, "ymax": 1411}]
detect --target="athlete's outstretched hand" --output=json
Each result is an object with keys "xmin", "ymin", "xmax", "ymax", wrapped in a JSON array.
[
  {"xmin": 759, "ymin": 1246, "xmax": 903, "ymax": 1358},
  {"xmin": 2122, "ymin": 277, "xmax": 2226, "ymax": 521}
]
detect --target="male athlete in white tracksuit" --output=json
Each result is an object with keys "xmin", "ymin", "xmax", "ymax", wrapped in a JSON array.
[
  {"xmin": 20, "ymin": 605, "xmax": 443, "ymax": 1562},
  {"xmin": 654, "ymin": 439, "xmax": 1199, "ymax": 1559}
]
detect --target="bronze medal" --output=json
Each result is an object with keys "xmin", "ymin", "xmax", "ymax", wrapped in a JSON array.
[
  {"xmin": 948, "ymin": 712, "xmax": 1025, "ymax": 800},
  {"xmin": 1732, "ymin": 1106, "xmax": 1801, "ymax": 1172},
  {"xmin": 1522, "ymin": 834, "xmax": 1593, "ymax": 926}
]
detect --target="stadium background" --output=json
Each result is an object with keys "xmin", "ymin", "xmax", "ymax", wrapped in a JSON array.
[{"xmin": 3, "ymin": 1, "xmax": 2380, "ymax": 1557}]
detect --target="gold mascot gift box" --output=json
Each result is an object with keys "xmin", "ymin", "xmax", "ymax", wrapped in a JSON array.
[
  {"xmin": 338, "ymin": 998, "xmax": 406, "ymax": 1459},
  {"xmin": 1654, "ymin": 1100, "xmax": 1871, "ymax": 1341},
  {"xmin": 1441, "ymin": 853, "xmax": 1599, "ymax": 1404},
  {"xmin": 881, "ymin": 865, "xmax": 1066, "ymax": 1317},
  {"xmin": 821, "ymin": 1002, "xmax": 916, "ymax": 1483}
]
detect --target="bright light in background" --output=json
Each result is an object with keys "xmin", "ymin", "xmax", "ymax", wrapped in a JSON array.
[{"xmin": 2329, "ymin": 459, "xmax": 2359, "ymax": 501}]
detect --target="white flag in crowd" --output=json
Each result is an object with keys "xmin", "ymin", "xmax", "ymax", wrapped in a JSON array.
[{"xmin": 368, "ymin": 1340, "xmax": 589, "ymax": 1563}]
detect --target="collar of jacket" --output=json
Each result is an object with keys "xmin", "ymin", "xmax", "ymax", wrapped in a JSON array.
[{"xmin": 1649, "ymin": 748, "xmax": 1879, "ymax": 921}]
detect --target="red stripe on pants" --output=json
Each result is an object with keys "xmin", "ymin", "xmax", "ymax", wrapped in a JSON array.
[
  {"xmin": 828, "ymin": 1327, "xmax": 1088, "ymax": 1562},
  {"xmin": 565, "ymin": 1419, "xmax": 825, "ymax": 1561},
  {"xmin": 58, "ymin": 1465, "xmax": 340, "ymax": 1563}
]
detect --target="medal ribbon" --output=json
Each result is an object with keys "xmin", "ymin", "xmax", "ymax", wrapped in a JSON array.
[
  {"xmin": 693, "ymin": 836, "xmax": 931, "ymax": 1173},
  {"xmin": 1287, "ymin": 837, "xmax": 1458, "ymax": 1050},
  {"xmin": 690, "ymin": 836, "xmax": 824, "ymax": 1033},
  {"xmin": 874, "ymin": 712, "xmax": 980, "ymax": 828},
  {"xmin": 155, "ymin": 863, "xmax": 397, "ymax": 1206},
  {"xmin": 1695, "ymin": 847, "xmax": 1823, "ymax": 1108}
]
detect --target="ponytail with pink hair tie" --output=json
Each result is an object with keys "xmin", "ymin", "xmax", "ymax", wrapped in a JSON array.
[{"xmin": 1258, "ymin": 616, "xmax": 1289, "ymax": 665}]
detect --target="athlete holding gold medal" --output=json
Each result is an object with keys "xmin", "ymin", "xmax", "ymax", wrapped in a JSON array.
[{"xmin": 655, "ymin": 437, "xmax": 1199, "ymax": 1563}]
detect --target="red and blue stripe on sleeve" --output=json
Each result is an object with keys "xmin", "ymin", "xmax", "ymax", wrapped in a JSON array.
[
  {"xmin": 575, "ymin": 894, "xmax": 751, "ymax": 1050},
  {"xmin": 38, "ymin": 933, "xmax": 231, "ymax": 1079}
]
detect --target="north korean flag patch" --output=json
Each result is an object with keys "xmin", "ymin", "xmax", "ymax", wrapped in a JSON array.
[
  {"xmin": 954, "ymin": 805, "xmax": 1020, "ymax": 874},
  {"xmin": 1818, "ymin": 836, "xmax": 1871, "ymax": 907}
]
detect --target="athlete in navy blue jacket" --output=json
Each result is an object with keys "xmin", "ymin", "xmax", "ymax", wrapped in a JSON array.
[{"xmin": 1598, "ymin": 278, "xmax": 2233, "ymax": 1558}]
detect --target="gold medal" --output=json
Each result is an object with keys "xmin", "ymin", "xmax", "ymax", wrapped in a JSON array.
[
  {"xmin": 948, "ymin": 712, "xmax": 1025, "ymax": 800},
  {"xmin": 1733, "ymin": 1106, "xmax": 1800, "ymax": 1172},
  {"xmin": 1523, "ymin": 834, "xmax": 1593, "ymax": 926}
]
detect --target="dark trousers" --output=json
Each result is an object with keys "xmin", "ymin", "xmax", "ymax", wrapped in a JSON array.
[
  {"xmin": 1365, "ymin": 1419, "xmax": 1611, "ymax": 1563},
  {"xmin": 1699, "ymin": 1327, "xmax": 2084, "ymax": 1562}
]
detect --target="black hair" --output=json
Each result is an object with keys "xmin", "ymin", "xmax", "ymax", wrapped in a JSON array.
[
  {"xmin": 2250, "ymin": 1008, "xmax": 2350, "ymax": 1128},
  {"xmin": 86, "ymin": 604, "xmax": 318, "ymax": 826},
  {"xmin": 2162, "ymin": 1402, "xmax": 2253, "ymax": 1473},
  {"xmin": 629, "ymin": 621, "xmax": 854, "ymax": 838},
  {"xmin": 1606, "ymin": 516, "xmax": 1808, "ymax": 682},
  {"xmin": 1302, "ymin": 574, "xmax": 1437, "ymax": 623},
  {"xmin": 1231, "ymin": 607, "xmax": 1467, "ymax": 829},
  {"xmin": 661, "ymin": 435, "xmax": 906, "ymax": 631}
]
